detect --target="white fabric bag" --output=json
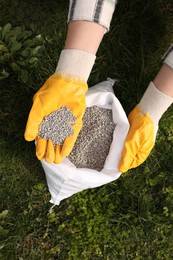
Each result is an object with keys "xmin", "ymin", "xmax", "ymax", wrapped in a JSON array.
[{"xmin": 41, "ymin": 78, "xmax": 130, "ymax": 207}]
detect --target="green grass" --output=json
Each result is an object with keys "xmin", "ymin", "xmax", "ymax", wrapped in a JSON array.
[{"xmin": 0, "ymin": 0, "xmax": 173, "ymax": 259}]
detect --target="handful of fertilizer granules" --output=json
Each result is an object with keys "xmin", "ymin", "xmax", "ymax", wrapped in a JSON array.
[
  {"xmin": 68, "ymin": 106, "xmax": 116, "ymax": 171},
  {"xmin": 37, "ymin": 106, "xmax": 76, "ymax": 147}
]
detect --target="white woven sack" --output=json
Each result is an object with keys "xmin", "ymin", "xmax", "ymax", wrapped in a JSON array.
[{"xmin": 41, "ymin": 78, "xmax": 130, "ymax": 208}]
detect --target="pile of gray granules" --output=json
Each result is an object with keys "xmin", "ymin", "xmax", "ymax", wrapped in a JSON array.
[
  {"xmin": 37, "ymin": 106, "xmax": 76, "ymax": 147},
  {"xmin": 68, "ymin": 106, "xmax": 116, "ymax": 171}
]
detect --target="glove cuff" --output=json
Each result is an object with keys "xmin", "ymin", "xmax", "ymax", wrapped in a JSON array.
[
  {"xmin": 139, "ymin": 81, "xmax": 173, "ymax": 128},
  {"xmin": 55, "ymin": 49, "xmax": 96, "ymax": 82},
  {"xmin": 162, "ymin": 44, "xmax": 173, "ymax": 69}
]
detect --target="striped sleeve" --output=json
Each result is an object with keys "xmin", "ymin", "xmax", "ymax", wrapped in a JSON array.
[
  {"xmin": 162, "ymin": 44, "xmax": 173, "ymax": 69},
  {"xmin": 67, "ymin": 0, "xmax": 117, "ymax": 32}
]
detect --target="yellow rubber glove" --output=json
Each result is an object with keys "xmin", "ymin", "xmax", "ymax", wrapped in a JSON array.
[
  {"xmin": 25, "ymin": 73, "xmax": 88, "ymax": 163},
  {"xmin": 24, "ymin": 73, "xmax": 87, "ymax": 163},
  {"xmin": 119, "ymin": 82, "xmax": 173, "ymax": 173},
  {"xmin": 24, "ymin": 49, "xmax": 96, "ymax": 163},
  {"xmin": 118, "ymin": 106, "xmax": 155, "ymax": 172}
]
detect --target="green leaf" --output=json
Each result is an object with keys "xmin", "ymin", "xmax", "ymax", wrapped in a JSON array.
[
  {"xmin": 0, "ymin": 69, "xmax": 9, "ymax": 80},
  {"xmin": 0, "ymin": 244, "xmax": 5, "ymax": 250},
  {"xmin": 23, "ymin": 39, "xmax": 34, "ymax": 47},
  {"xmin": 10, "ymin": 41, "xmax": 22, "ymax": 52},
  {"xmin": 0, "ymin": 44, "xmax": 8, "ymax": 52},
  {"xmin": 17, "ymin": 60, "xmax": 25, "ymax": 66},
  {"xmin": 34, "ymin": 183, "xmax": 45, "ymax": 191},
  {"xmin": 20, "ymin": 69, "xmax": 28, "ymax": 83},
  {"xmin": 8, "ymin": 35, "xmax": 17, "ymax": 44},
  {"xmin": 0, "ymin": 52, "xmax": 11, "ymax": 64},
  {"xmin": 2, "ymin": 23, "xmax": 12, "ymax": 39},
  {"xmin": 10, "ymin": 62, "xmax": 20, "ymax": 72},
  {"xmin": 0, "ymin": 226, "xmax": 9, "ymax": 236},
  {"xmin": 14, "ymin": 26, "xmax": 22, "ymax": 39},
  {"xmin": 31, "ymin": 46, "xmax": 42, "ymax": 56},
  {"xmin": 20, "ymin": 49, "xmax": 30, "ymax": 57},
  {"xmin": 20, "ymin": 30, "xmax": 32, "ymax": 41},
  {"xmin": 0, "ymin": 210, "xmax": 8, "ymax": 220},
  {"xmin": 2, "ymin": 29, "xmax": 16, "ymax": 43},
  {"xmin": 29, "ymin": 57, "xmax": 38, "ymax": 65},
  {"xmin": 35, "ymin": 34, "xmax": 43, "ymax": 40}
]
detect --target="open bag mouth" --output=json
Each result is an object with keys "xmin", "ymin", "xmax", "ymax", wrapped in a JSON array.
[{"xmin": 40, "ymin": 79, "xmax": 130, "ymax": 207}]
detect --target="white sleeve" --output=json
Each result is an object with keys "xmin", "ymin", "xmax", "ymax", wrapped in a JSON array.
[
  {"xmin": 162, "ymin": 44, "xmax": 173, "ymax": 69},
  {"xmin": 68, "ymin": 0, "xmax": 117, "ymax": 32}
]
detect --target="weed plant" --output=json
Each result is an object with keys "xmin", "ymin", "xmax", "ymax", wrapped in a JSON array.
[
  {"xmin": 0, "ymin": 23, "xmax": 44, "ymax": 83},
  {"xmin": 0, "ymin": 0, "xmax": 173, "ymax": 259}
]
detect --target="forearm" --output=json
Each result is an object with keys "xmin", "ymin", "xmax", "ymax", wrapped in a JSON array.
[
  {"xmin": 64, "ymin": 21, "xmax": 105, "ymax": 54},
  {"xmin": 65, "ymin": 0, "xmax": 117, "ymax": 54},
  {"xmin": 57, "ymin": 22, "xmax": 101, "ymax": 82},
  {"xmin": 56, "ymin": 0, "xmax": 117, "ymax": 81},
  {"xmin": 154, "ymin": 64, "xmax": 173, "ymax": 98},
  {"xmin": 119, "ymin": 46, "xmax": 173, "ymax": 173},
  {"xmin": 138, "ymin": 49, "xmax": 173, "ymax": 130}
]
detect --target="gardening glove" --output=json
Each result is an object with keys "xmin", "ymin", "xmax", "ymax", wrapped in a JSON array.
[
  {"xmin": 24, "ymin": 49, "xmax": 96, "ymax": 163},
  {"xmin": 119, "ymin": 45, "xmax": 173, "ymax": 173},
  {"xmin": 119, "ymin": 81, "xmax": 173, "ymax": 173}
]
